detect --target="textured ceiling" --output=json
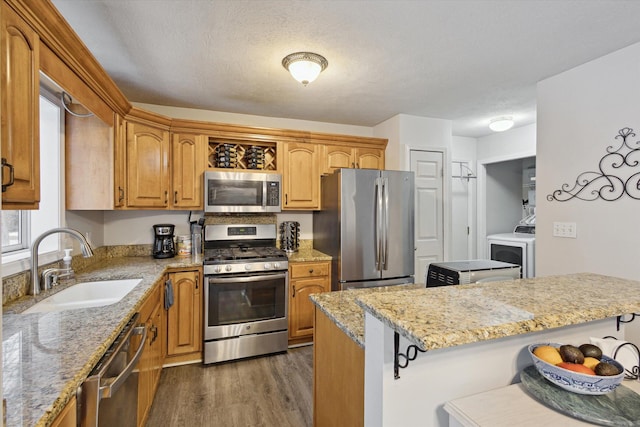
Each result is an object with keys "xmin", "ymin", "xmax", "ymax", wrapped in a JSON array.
[{"xmin": 51, "ymin": 0, "xmax": 640, "ymax": 138}]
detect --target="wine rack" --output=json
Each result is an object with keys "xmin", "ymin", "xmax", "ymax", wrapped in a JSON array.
[{"xmin": 207, "ymin": 138, "xmax": 277, "ymax": 170}]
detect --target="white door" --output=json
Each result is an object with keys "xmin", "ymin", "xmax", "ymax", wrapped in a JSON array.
[{"xmin": 410, "ymin": 150, "xmax": 444, "ymax": 284}]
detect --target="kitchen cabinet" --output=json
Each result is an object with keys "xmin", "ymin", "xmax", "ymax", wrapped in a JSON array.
[
  {"xmin": 288, "ymin": 261, "xmax": 330, "ymax": 345},
  {"xmin": 172, "ymin": 133, "xmax": 206, "ymax": 209},
  {"xmin": 282, "ymin": 142, "xmax": 320, "ymax": 210},
  {"xmin": 50, "ymin": 396, "xmax": 76, "ymax": 427},
  {"xmin": 1, "ymin": 2, "xmax": 40, "ymax": 209},
  {"xmin": 165, "ymin": 268, "xmax": 202, "ymax": 363},
  {"xmin": 137, "ymin": 281, "xmax": 164, "ymax": 427},
  {"xmin": 65, "ymin": 112, "xmax": 115, "ymax": 209},
  {"xmin": 322, "ymin": 145, "xmax": 385, "ymax": 175},
  {"xmin": 314, "ymin": 308, "xmax": 364, "ymax": 427},
  {"xmin": 125, "ymin": 118, "xmax": 171, "ymax": 208},
  {"xmin": 114, "ymin": 114, "xmax": 126, "ymax": 207}
]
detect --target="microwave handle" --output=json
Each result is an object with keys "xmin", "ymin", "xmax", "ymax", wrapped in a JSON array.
[{"xmin": 262, "ymin": 181, "xmax": 267, "ymax": 208}]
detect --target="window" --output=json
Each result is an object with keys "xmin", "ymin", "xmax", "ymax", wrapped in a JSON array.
[{"xmin": 1, "ymin": 86, "xmax": 62, "ymax": 275}]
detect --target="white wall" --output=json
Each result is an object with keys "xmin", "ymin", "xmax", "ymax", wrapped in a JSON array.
[
  {"xmin": 374, "ymin": 114, "xmax": 452, "ymax": 170},
  {"xmin": 485, "ymin": 160, "xmax": 524, "ymax": 235},
  {"xmin": 477, "ymin": 123, "xmax": 536, "ymax": 162},
  {"xmin": 537, "ymin": 41, "xmax": 640, "ymax": 344}
]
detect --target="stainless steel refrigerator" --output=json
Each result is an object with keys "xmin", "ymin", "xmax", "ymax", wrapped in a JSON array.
[{"xmin": 313, "ymin": 168, "xmax": 415, "ymax": 290}]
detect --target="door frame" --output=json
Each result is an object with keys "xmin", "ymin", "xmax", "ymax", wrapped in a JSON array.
[
  {"xmin": 404, "ymin": 145, "xmax": 451, "ymax": 264},
  {"xmin": 476, "ymin": 150, "xmax": 536, "ymax": 258}
]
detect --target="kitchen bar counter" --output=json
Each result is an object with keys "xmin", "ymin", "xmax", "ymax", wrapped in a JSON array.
[
  {"xmin": 310, "ymin": 284, "xmax": 424, "ymax": 347},
  {"xmin": 311, "ymin": 273, "xmax": 640, "ymax": 426},
  {"xmin": 285, "ymin": 247, "xmax": 331, "ymax": 262},
  {"xmin": 2, "ymin": 255, "xmax": 201, "ymax": 427},
  {"xmin": 312, "ymin": 273, "xmax": 640, "ymax": 350}
]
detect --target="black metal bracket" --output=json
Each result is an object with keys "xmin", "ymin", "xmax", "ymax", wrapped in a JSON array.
[
  {"xmin": 616, "ymin": 313, "xmax": 638, "ymax": 331},
  {"xmin": 602, "ymin": 336, "xmax": 640, "ymax": 380},
  {"xmin": 394, "ymin": 332, "xmax": 427, "ymax": 380}
]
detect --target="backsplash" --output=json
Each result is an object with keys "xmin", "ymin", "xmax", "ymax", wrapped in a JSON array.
[{"xmin": 2, "ymin": 244, "xmax": 153, "ymax": 306}]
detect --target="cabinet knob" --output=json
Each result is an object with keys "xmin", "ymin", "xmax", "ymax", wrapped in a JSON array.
[
  {"xmin": 292, "ymin": 285, "xmax": 296, "ymax": 297},
  {"xmin": 164, "ymin": 191, "xmax": 168, "ymax": 204},
  {"xmin": 309, "ymin": 269, "xmax": 314, "ymax": 274},
  {"xmin": 174, "ymin": 191, "xmax": 178, "ymax": 204},
  {"xmin": 118, "ymin": 186, "xmax": 124, "ymax": 202}
]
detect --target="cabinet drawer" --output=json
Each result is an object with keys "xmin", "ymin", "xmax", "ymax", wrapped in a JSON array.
[{"xmin": 290, "ymin": 262, "xmax": 329, "ymax": 279}]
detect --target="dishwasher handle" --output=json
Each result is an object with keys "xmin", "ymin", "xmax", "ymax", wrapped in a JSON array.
[{"xmin": 100, "ymin": 324, "xmax": 146, "ymax": 399}]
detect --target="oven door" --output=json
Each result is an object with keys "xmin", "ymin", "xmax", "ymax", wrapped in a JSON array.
[{"xmin": 204, "ymin": 272, "xmax": 288, "ymax": 341}]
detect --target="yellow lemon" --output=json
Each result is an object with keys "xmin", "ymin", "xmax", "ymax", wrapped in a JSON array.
[
  {"xmin": 534, "ymin": 345, "xmax": 563, "ymax": 365},
  {"xmin": 583, "ymin": 357, "xmax": 600, "ymax": 371}
]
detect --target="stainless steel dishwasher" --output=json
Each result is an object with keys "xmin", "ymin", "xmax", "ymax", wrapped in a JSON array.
[{"xmin": 77, "ymin": 313, "xmax": 147, "ymax": 427}]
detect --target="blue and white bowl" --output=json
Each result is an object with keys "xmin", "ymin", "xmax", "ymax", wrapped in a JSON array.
[{"xmin": 528, "ymin": 343, "xmax": 625, "ymax": 395}]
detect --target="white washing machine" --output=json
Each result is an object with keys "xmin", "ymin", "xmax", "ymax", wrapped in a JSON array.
[{"xmin": 487, "ymin": 225, "xmax": 535, "ymax": 278}]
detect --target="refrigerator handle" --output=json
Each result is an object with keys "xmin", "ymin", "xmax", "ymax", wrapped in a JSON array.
[
  {"xmin": 383, "ymin": 177, "xmax": 389, "ymax": 270},
  {"xmin": 375, "ymin": 177, "xmax": 383, "ymax": 271}
]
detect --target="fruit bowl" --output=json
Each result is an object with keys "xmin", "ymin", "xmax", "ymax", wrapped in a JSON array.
[{"xmin": 528, "ymin": 343, "xmax": 625, "ymax": 395}]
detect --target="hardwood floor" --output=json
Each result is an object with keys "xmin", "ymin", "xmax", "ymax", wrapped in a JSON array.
[{"xmin": 146, "ymin": 346, "xmax": 313, "ymax": 427}]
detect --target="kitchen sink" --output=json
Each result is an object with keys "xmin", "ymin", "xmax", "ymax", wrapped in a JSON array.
[{"xmin": 22, "ymin": 279, "xmax": 142, "ymax": 314}]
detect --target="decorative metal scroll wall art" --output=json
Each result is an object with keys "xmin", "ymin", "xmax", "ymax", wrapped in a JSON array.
[{"xmin": 547, "ymin": 127, "xmax": 640, "ymax": 202}]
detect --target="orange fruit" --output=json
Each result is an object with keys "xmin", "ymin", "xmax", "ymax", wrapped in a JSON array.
[
  {"xmin": 558, "ymin": 362, "xmax": 595, "ymax": 375},
  {"xmin": 583, "ymin": 357, "xmax": 600, "ymax": 370},
  {"xmin": 534, "ymin": 345, "xmax": 563, "ymax": 365}
]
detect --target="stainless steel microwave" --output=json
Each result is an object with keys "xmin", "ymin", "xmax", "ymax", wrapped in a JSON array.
[{"xmin": 204, "ymin": 170, "xmax": 281, "ymax": 213}]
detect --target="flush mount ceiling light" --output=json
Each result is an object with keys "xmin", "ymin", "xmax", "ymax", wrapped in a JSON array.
[
  {"xmin": 489, "ymin": 116, "xmax": 515, "ymax": 132},
  {"xmin": 282, "ymin": 52, "xmax": 328, "ymax": 86}
]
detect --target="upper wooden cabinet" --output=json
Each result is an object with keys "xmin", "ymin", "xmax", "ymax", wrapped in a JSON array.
[
  {"xmin": 125, "ymin": 119, "xmax": 171, "ymax": 208},
  {"xmin": 322, "ymin": 145, "xmax": 385, "ymax": 175},
  {"xmin": 172, "ymin": 133, "xmax": 206, "ymax": 209},
  {"xmin": 1, "ymin": 3, "xmax": 40, "ymax": 209},
  {"xmin": 282, "ymin": 142, "xmax": 320, "ymax": 210}
]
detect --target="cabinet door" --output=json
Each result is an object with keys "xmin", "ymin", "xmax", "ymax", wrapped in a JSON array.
[
  {"xmin": 50, "ymin": 396, "xmax": 76, "ymax": 427},
  {"xmin": 289, "ymin": 278, "xmax": 328, "ymax": 339},
  {"xmin": 282, "ymin": 142, "xmax": 319, "ymax": 209},
  {"xmin": 114, "ymin": 114, "xmax": 127, "ymax": 207},
  {"xmin": 171, "ymin": 133, "xmax": 205, "ymax": 209},
  {"xmin": 149, "ymin": 301, "xmax": 163, "ymax": 390},
  {"xmin": 126, "ymin": 121, "xmax": 170, "ymax": 207},
  {"xmin": 355, "ymin": 147, "xmax": 384, "ymax": 170},
  {"xmin": 166, "ymin": 270, "xmax": 202, "ymax": 357},
  {"xmin": 323, "ymin": 145, "xmax": 353, "ymax": 175},
  {"xmin": 1, "ymin": 4, "xmax": 40, "ymax": 209}
]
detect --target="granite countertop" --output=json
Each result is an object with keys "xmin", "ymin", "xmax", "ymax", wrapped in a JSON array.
[
  {"xmin": 355, "ymin": 273, "xmax": 640, "ymax": 351},
  {"xmin": 311, "ymin": 273, "xmax": 640, "ymax": 352},
  {"xmin": 310, "ymin": 284, "xmax": 424, "ymax": 348},
  {"xmin": 286, "ymin": 248, "xmax": 331, "ymax": 263},
  {"xmin": 2, "ymin": 255, "xmax": 202, "ymax": 427}
]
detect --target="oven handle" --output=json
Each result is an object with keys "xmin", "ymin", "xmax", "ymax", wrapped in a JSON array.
[{"xmin": 207, "ymin": 272, "xmax": 288, "ymax": 284}]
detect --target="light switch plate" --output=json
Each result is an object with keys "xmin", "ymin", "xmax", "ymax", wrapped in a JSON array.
[{"xmin": 553, "ymin": 222, "xmax": 577, "ymax": 238}]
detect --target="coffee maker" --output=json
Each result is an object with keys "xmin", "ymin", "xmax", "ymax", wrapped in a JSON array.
[{"xmin": 153, "ymin": 224, "xmax": 176, "ymax": 259}]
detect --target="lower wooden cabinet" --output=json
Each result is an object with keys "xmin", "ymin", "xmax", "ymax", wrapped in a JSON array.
[
  {"xmin": 314, "ymin": 308, "xmax": 364, "ymax": 427},
  {"xmin": 288, "ymin": 261, "xmax": 331, "ymax": 345},
  {"xmin": 137, "ymin": 281, "xmax": 164, "ymax": 427},
  {"xmin": 50, "ymin": 396, "xmax": 76, "ymax": 427},
  {"xmin": 165, "ymin": 268, "xmax": 203, "ymax": 364}
]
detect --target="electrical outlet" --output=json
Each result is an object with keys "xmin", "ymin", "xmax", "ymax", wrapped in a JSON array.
[{"xmin": 553, "ymin": 222, "xmax": 577, "ymax": 238}]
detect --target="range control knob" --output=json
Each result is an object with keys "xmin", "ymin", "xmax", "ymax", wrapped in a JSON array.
[
  {"xmin": 273, "ymin": 262, "xmax": 280, "ymax": 269},
  {"xmin": 264, "ymin": 263, "xmax": 272, "ymax": 270},
  {"xmin": 214, "ymin": 265, "xmax": 222, "ymax": 273},
  {"xmin": 245, "ymin": 264, "xmax": 252, "ymax": 271},
  {"xmin": 225, "ymin": 265, "xmax": 232, "ymax": 272}
]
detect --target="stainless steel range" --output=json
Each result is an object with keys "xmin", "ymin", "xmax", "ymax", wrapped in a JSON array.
[{"xmin": 203, "ymin": 223, "xmax": 288, "ymax": 364}]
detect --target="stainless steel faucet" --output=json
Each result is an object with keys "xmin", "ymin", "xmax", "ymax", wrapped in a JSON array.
[{"xmin": 30, "ymin": 227, "xmax": 94, "ymax": 295}]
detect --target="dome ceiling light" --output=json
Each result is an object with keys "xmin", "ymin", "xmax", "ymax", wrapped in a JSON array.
[
  {"xmin": 282, "ymin": 52, "xmax": 328, "ymax": 86},
  {"xmin": 489, "ymin": 116, "xmax": 515, "ymax": 132}
]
